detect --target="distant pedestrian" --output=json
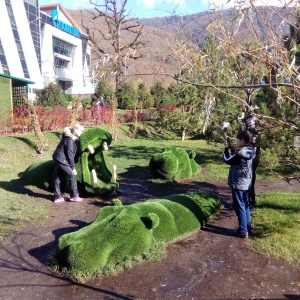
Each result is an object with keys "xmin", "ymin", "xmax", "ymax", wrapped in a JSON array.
[
  {"xmin": 99, "ymin": 96, "xmax": 105, "ymax": 107},
  {"xmin": 223, "ymin": 130, "xmax": 256, "ymax": 238},
  {"xmin": 52, "ymin": 123, "xmax": 84, "ymax": 203},
  {"xmin": 92, "ymin": 98, "xmax": 102, "ymax": 125}
]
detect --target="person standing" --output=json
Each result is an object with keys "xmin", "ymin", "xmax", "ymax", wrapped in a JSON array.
[
  {"xmin": 223, "ymin": 130, "xmax": 256, "ymax": 238},
  {"xmin": 91, "ymin": 98, "xmax": 102, "ymax": 125},
  {"xmin": 99, "ymin": 96, "xmax": 105, "ymax": 107},
  {"xmin": 242, "ymin": 115, "xmax": 260, "ymax": 212},
  {"xmin": 52, "ymin": 123, "xmax": 84, "ymax": 203}
]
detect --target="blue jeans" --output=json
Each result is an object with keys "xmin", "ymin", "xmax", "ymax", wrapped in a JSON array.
[
  {"xmin": 53, "ymin": 162, "xmax": 79, "ymax": 199},
  {"xmin": 232, "ymin": 189, "xmax": 251, "ymax": 234}
]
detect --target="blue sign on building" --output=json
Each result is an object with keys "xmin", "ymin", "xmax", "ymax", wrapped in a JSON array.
[{"xmin": 51, "ymin": 6, "xmax": 80, "ymax": 38}]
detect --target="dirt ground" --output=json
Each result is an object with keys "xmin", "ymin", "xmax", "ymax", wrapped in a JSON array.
[{"xmin": 0, "ymin": 178, "xmax": 300, "ymax": 300}]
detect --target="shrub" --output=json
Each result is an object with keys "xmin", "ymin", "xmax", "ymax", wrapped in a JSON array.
[
  {"xmin": 92, "ymin": 80, "xmax": 115, "ymax": 106},
  {"xmin": 37, "ymin": 83, "xmax": 68, "ymax": 107},
  {"xmin": 12, "ymin": 105, "xmax": 31, "ymax": 133},
  {"xmin": 36, "ymin": 106, "xmax": 70, "ymax": 131}
]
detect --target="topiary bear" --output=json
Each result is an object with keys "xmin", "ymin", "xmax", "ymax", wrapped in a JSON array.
[
  {"xmin": 52, "ymin": 192, "xmax": 221, "ymax": 281},
  {"xmin": 149, "ymin": 146, "xmax": 200, "ymax": 180},
  {"xmin": 21, "ymin": 127, "xmax": 118, "ymax": 196}
]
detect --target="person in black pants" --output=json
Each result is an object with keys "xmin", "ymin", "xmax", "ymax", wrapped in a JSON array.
[{"xmin": 52, "ymin": 123, "xmax": 84, "ymax": 203}]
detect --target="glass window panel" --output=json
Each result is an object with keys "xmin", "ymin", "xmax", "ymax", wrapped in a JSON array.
[{"xmin": 53, "ymin": 37, "xmax": 74, "ymax": 58}]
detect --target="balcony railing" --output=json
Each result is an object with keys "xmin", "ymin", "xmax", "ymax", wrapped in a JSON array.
[{"xmin": 55, "ymin": 67, "xmax": 75, "ymax": 81}]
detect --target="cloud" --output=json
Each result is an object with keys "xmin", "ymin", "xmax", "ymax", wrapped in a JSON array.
[{"xmin": 143, "ymin": 0, "xmax": 157, "ymax": 9}]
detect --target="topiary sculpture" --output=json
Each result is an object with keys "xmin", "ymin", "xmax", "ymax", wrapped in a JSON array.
[
  {"xmin": 21, "ymin": 127, "xmax": 118, "ymax": 195},
  {"xmin": 149, "ymin": 146, "xmax": 200, "ymax": 180},
  {"xmin": 52, "ymin": 192, "xmax": 221, "ymax": 281}
]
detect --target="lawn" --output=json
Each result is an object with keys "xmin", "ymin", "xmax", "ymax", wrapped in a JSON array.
[
  {"xmin": 0, "ymin": 125, "xmax": 227, "ymax": 242},
  {"xmin": 249, "ymin": 190, "xmax": 300, "ymax": 265},
  {"xmin": 0, "ymin": 123, "xmax": 299, "ymax": 266}
]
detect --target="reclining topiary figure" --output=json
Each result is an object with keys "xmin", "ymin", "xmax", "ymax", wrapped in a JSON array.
[
  {"xmin": 52, "ymin": 192, "xmax": 221, "ymax": 281},
  {"xmin": 21, "ymin": 127, "xmax": 118, "ymax": 195},
  {"xmin": 149, "ymin": 146, "xmax": 200, "ymax": 180}
]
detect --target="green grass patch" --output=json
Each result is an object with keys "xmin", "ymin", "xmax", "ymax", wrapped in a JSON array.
[
  {"xmin": 0, "ymin": 132, "xmax": 60, "ymax": 241},
  {"xmin": 103, "ymin": 135, "xmax": 228, "ymax": 182},
  {"xmin": 249, "ymin": 190, "xmax": 300, "ymax": 265},
  {"xmin": 0, "ymin": 189, "xmax": 49, "ymax": 241}
]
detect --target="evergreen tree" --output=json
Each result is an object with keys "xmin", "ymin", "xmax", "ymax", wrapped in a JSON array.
[
  {"xmin": 115, "ymin": 82, "xmax": 136, "ymax": 109},
  {"xmin": 158, "ymin": 82, "xmax": 204, "ymax": 140},
  {"xmin": 150, "ymin": 81, "xmax": 167, "ymax": 107},
  {"xmin": 37, "ymin": 83, "xmax": 68, "ymax": 107},
  {"xmin": 166, "ymin": 6, "xmax": 299, "ymax": 177},
  {"xmin": 136, "ymin": 81, "xmax": 154, "ymax": 109},
  {"xmin": 92, "ymin": 79, "xmax": 115, "ymax": 105}
]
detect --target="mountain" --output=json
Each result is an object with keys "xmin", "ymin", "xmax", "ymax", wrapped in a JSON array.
[
  {"xmin": 69, "ymin": 9, "xmax": 178, "ymax": 87},
  {"xmin": 68, "ymin": 6, "xmax": 294, "ymax": 88},
  {"xmin": 139, "ymin": 6, "xmax": 293, "ymax": 47}
]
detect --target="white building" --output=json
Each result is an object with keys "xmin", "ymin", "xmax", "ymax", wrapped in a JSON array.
[{"xmin": 0, "ymin": 0, "xmax": 93, "ymax": 111}]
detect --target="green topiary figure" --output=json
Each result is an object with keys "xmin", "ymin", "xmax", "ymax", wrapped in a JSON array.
[
  {"xmin": 52, "ymin": 192, "xmax": 221, "ymax": 281},
  {"xmin": 149, "ymin": 146, "xmax": 200, "ymax": 180},
  {"xmin": 21, "ymin": 127, "xmax": 118, "ymax": 195}
]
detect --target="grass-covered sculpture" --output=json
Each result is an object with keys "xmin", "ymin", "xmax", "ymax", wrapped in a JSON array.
[
  {"xmin": 21, "ymin": 127, "xmax": 118, "ymax": 195},
  {"xmin": 52, "ymin": 192, "xmax": 221, "ymax": 281},
  {"xmin": 149, "ymin": 146, "xmax": 200, "ymax": 180}
]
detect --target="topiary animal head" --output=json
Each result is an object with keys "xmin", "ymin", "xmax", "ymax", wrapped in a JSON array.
[
  {"xmin": 149, "ymin": 146, "xmax": 200, "ymax": 180},
  {"xmin": 75, "ymin": 127, "xmax": 118, "ymax": 195},
  {"xmin": 52, "ymin": 192, "xmax": 221, "ymax": 281},
  {"xmin": 21, "ymin": 127, "xmax": 118, "ymax": 196}
]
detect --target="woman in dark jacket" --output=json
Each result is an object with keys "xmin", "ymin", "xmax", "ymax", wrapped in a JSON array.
[
  {"xmin": 223, "ymin": 130, "xmax": 256, "ymax": 238},
  {"xmin": 52, "ymin": 123, "xmax": 84, "ymax": 203}
]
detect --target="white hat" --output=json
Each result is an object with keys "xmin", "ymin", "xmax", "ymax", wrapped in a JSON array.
[{"xmin": 73, "ymin": 123, "xmax": 84, "ymax": 137}]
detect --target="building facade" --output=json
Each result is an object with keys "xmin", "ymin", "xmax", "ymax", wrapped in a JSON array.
[{"xmin": 0, "ymin": 0, "xmax": 93, "ymax": 111}]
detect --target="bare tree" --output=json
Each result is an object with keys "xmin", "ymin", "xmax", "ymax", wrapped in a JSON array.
[
  {"xmin": 80, "ymin": 0, "xmax": 147, "ymax": 89},
  {"xmin": 22, "ymin": 96, "xmax": 46, "ymax": 154}
]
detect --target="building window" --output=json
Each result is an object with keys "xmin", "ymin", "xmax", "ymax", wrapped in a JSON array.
[
  {"xmin": 5, "ymin": 0, "xmax": 30, "ymax": 78},
  {"xmin": 82, "ymin": 37, "xmax": 88, "ymax": 69},
  {"xmin": 24, "ymin": 0, "xmax": 38, "ymax": 5},
  {"xmin": 54, "ymin": 57, "xmax": 70, "ymax": 69},
  {"xmin": 24, "ymin": 0, "xmax": 41, "ymax": 71},
  {"xmin": 53, "ymin": 37, "xmax": 74, "ymax": 57},
  {"xmin": 0, "ymin": 39, "xmax": 10, "ymax": 75},
  {"xmin": 86, "ymin": 53, "xmax": 90, "ymax": 69}
]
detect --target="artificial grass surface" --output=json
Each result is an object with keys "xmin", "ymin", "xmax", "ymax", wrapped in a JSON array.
[
  {"xmin": 149, "ymin": 146, "xmax": 201, "ymax": 180},
  {"xmin": 21, "ymin": 127, "xmax": 118, "ymax": 195},
  {"xmin": 52, "ymin": 192, "xmax": 221, "ymax": 281}
]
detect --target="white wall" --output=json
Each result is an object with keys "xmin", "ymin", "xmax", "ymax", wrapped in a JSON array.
[{"xmin": 41, "ymin": 21, "xmax": 84, "ymax": 94}]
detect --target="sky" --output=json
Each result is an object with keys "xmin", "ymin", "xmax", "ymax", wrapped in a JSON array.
[{"xmin": 39, "ymin": 0, "xmax": 293, "ymax": 19}]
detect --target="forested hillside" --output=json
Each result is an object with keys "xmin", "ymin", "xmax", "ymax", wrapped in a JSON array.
[
  {"xmin": 139, "ymin": 6, "xmax": 293, "ymax": 47},
  {"xmin": 69, "ymin": 9, "xmax": 178, "ymax": 87},
  {"xmin": 68, "ymin": 6, "xmax": 294, "ymax": 87}
]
